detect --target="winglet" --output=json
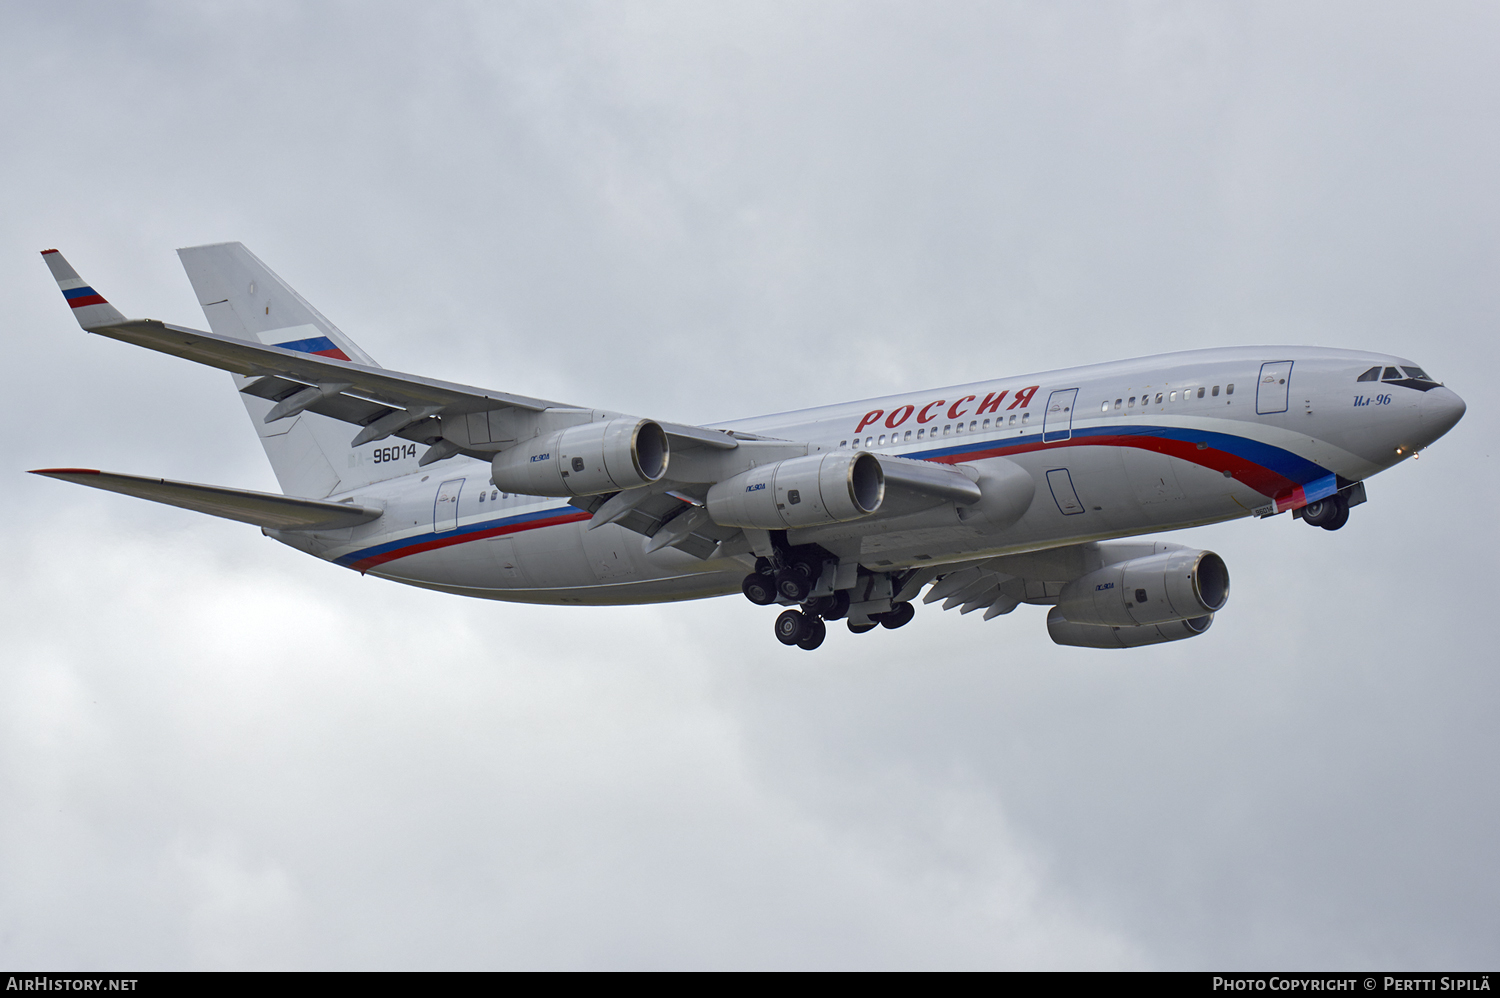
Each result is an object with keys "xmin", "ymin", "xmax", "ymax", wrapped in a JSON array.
[{"xmin": 40, "ymin": 249, "xmax": 127, "ymax": 328}]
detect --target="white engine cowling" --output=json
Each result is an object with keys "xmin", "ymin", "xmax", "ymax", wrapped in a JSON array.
[
  {"xmin": 1047, "ymin": 607, "xmax": 1214, "ymax": 648},
  {"xmin": 1053, "ymin": 548, "xmax": 1229, "ymax": 628},
  {"xmin": 706, "ymin": 451, "xmax": 884, "ymax": 529},
  {"xmin": 490, "ymin": 418, "xmax": 669, "ymax": 497}
]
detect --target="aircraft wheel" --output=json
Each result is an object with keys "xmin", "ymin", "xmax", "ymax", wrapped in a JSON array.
[
  {"xmin": 796, "ymin": 616, "xmax": 827, "ymax": 651},
  {"xmin": 775, "ymin": 609, "xmax": 811, "ymax": 646},
  {"xmin": 878, "ymin": 601, "xmax": 915, "ymax": 629},
  {"xmin": 822, "ymin": 590, "xmax": 851, "ymax": 621},
  {"xmin": 1302, "ymin": 496, "xmax": 1345, "ymax": 528},
  {"xmin": 754, "ymin": 557, "xmax": 774, "ymax": 576},
  {"xmin": 777, "ymin": 567, "xmax": 812, "ymax": 602},
  {"xmin": 742, "ymin": 572, "xmax": 777, "ymax": 606},
  {"xmin": 847, "ymin": 620, "xmax": 877, "ymax": 634},
  {"xmin": 1322, "ymin": 503, "xmax": 1351, "ymax": 531}
]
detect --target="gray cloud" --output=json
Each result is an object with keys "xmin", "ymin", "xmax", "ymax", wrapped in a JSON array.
[{"xmin": 1, "ymin": 0, "xmax": 1495, "ymax": 968}]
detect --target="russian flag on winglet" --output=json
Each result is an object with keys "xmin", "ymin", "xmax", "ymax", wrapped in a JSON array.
[{"xmin": 62, "ymin": 286, "xmax": 109, "ymax": 308}]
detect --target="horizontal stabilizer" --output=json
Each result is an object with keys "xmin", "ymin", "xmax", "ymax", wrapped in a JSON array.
[{"xmin": 29, "ymin": 469, "xmax": 383, "ymax": 531}]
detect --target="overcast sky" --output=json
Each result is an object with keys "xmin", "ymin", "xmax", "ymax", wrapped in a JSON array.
[{"xmin": 2, "ymin": 0, "xmax": 1496, "ymax": 970}]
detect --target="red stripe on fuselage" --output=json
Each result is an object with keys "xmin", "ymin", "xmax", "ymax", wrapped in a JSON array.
[
  {"xmin": 349, "ymin": 510, "xmax": 592, "ymax": 573},
  {"xmin": 928, "ymin": 434, "xmax": 1301, "ymax": 499}
]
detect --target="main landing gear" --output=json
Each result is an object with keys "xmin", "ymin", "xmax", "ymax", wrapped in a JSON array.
[
  {"xmin": 743, "ymin": 554, "xmax": 915, "ymax": 651},
  {"xmin": 775, "ymin": 609, "xmax": 827, "ymax": 650}
]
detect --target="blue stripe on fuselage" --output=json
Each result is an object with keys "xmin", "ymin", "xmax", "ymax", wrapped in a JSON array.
[{"xmin": 907, "ymin": 423, "xmax": 1329, "ymax": 484}]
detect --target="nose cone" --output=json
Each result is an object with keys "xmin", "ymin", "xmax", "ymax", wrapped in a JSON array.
[{"xmin": 1419, "ymin": 385, "xmax": 1466, "ymax": 446}]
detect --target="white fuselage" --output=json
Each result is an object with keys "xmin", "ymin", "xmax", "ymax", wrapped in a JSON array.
[{"xmin": 274, "ymin": 345, "xmax": 1463, "ymax": 605}]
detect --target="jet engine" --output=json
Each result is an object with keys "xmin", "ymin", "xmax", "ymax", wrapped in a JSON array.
[
  {"xmin": 1047, "ymin": 608, "xmax": 1214, "ymax": 648},
  {"xmin": 490, "ymin": 418, "xmax": 669, "ymax": 497},
  {"xmin": 1053, "ymin": 548, "xmax": 1229, "ymax": 628},
  {"xmin": 706, "ymin": 451, "xmax": 884, "ymax": 529}
]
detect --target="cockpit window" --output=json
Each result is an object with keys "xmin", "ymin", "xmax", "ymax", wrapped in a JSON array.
[
  {"xmin": 1402, "ymin": 366, "xmax": 1434, "ymax": 381},
  {"xmin": 1382, "ymin": 367, "xmax": 1404, "ymax": 381},
  {"xmin": 1357, "ymin": 366, "xmax": 1381, "ymax": 382}
]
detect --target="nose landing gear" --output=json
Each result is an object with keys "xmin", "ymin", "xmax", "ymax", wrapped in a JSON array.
[
  {"xmin": 1295, "ymin": 481, "xmax": 1366, "ymax": 532},
  {"xmin": 1302, "ymin": 494, "xmax": 1350, "ymax": 531}
]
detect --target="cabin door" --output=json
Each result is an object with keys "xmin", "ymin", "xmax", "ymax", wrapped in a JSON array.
[
  {"xmin": 433, "ymin": 478, "xmax": 464, "ymax": 532},
  {"xmin": 1042, "ymin": 388, "xmax": 1079, "ymax": 442},
  {"xmin": 1256, "ymin": 361, "xmax": 1293, "ymax": 414}
]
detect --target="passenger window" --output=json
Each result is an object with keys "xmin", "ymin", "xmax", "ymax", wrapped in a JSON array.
[
  {"xmin": 1226, "ymin": 384, "xmax": 1234, "ymax": 395},
  {"xmin": 904, "ymin": 430, "xmax": 912, "ymax": 441},
  {"xmin": 1022, "ymin": 412, "xmax": 1030, "ymax": 424},
  {"xmin": 1356, "ymin": 367, "xmax": 1380, "ymax": 382},
  {"xmin": 479, "ymin": 492, "xmax": 485, "ymax": 502},
  {"xmin": 1197, "ymin": 387, "xmax": 1205, "ymax": 398},
  {"xmin": 1169, "ymin": 391, "xmax": 1177, "ymax": 402},
  {"xmin": 1154, "ymin": 393, "xmax": 1162, "ymax": 404},
  {"xmin": 1128, "ymin": 396, "xmax": 1136, "ymax": 407},
  {"xmin": 1114, "ymin": 399, "xmax": 1122, "ymax": 410},
  {"xmin": 916, "ymin": 428, "xmax": 924, "ymax": 439},
  {"xmin": 878, "ymin": 434, "xmax": 886, "ymax": 445},
  {"xmin": 944, "ymin": 425, "xmax": 951, "ymax": 435},
  {"xmin": 982, "ymin": 418, "xmax": 991, "ymax": 429},
  {"xmin": 969, "ymin": 420, "xmax": 977, "ymax": 431},
  {"xmin": 1383, "ymin": 367, "xmax": 1402, "ymax": 380},
  {"xmin": 1211, "ymin": 385, "xmax": 1219, "ymax": 396},
  {"xmin": 1403, "ymin": 366, "xmax": 1433, "ymax": 381},
  {"xmin": 1009, "ymin": 414, "xmax": 1017, "ymax": 425},
  {"xmin": 839, "ymin": 440, "xmax": 847, "ymax": 448},
  {"xmin": 1101, "ymin": 402, "xmax": 1109, "ymax": 413}
]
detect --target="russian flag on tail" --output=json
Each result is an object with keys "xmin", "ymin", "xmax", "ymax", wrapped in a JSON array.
[{"xmin": 270, "ymin": 334, "xmax": 352, "ymax": 362}]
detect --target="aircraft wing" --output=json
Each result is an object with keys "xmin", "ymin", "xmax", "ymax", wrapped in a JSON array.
[
  {"xmin": 29, "ymin": 469, "xmax": 384, "ymax": 531},
  {"xmin": 87, "ymin": 316, "xmax": 559, "ymax": 415},
  {"xmin": 64, "ymin": 315, "xmax": 740, "ymax": 458},
  {"xmin": 41, "ymin": 248, "xmax": 987, "ymax": 560},
  {"xmin": 42, "ymin": 244, "xmax": 740, "ymax": 460}
]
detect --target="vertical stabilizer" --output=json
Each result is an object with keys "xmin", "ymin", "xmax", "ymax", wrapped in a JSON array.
[
  {"xmin": 176, "ymin": 243, "xmax": 395, "ymax": 499},
  {"xmin": 176, "ymin": 242, "xmax": 377, "ymax": 365}
]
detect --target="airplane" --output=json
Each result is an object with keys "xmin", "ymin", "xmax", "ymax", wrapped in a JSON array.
[{"xmin": 31, "ymin": 244, "xmax": 1466, "ymax": 650}]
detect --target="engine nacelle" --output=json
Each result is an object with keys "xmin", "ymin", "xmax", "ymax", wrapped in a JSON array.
[
  {"xmin": 706, "ymin": 451, "xmax": 884, "ymax": 529},
  {"xmin": 1054, "ymin": 548, "xmax": 1229, "ymax": 628},
  {"xmin": 490, "ymin": 418, "xmax": 669, "ymax": 497},
  {"xmin": 1047, "ymin": 607, "xmax": 1214, "ymax": 648},
  {"xmin": 955, "ymin": 457, "xmax": 1036, "ymax": 529}
]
